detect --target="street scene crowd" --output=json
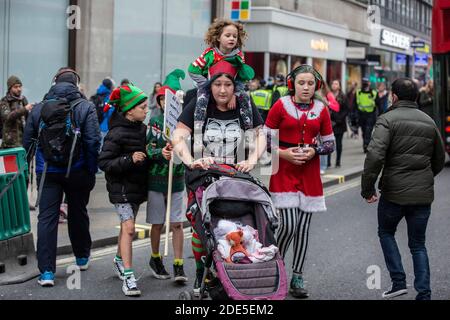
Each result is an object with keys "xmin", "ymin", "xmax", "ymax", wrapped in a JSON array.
[{"xmin": 0, "ymin": 18, "xmax": 446, "ymax": 301}]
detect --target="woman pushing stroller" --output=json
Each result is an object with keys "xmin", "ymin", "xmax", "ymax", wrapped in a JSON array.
[{"xmin": 172, "ymin": 59, "xmax": 266, "ymax": 296}]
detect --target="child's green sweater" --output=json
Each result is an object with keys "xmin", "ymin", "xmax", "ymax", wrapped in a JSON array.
[{"xmin": 147, "ymin": 113, "xmax": 185, "ymax": 193}]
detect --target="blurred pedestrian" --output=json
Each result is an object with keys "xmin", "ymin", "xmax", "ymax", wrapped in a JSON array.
[
  {"xmin": 90, "ymin": 78, "xmax": 115, "ymax": 149},
  {"xmin": 0, "ymin": 75, "xmax": 33, "ymax": 149},
  {"xmin": 376, "ymin": 82, "xmax": 389, "ymax": 115},
  {"xmin": 328, "ymin": 80, "xmax": 348, "ymax": 168},
  {"xmin": 148, "ymin": 82, "xmax": 162, "ymax": 120},
  {"xmin": 418, "ymin": 80, "xmax": 434, "ymax": 118},
  {"xmin": 361, "ymin": 78, "xmax": 445, "ymax": 300},
  {"xmin": 346, "ymin": 81, "xmax": 359, "ymax": 138},
  {"xmin": 356, "ymin": 78, "xmax": 377, "ymax": 153}
]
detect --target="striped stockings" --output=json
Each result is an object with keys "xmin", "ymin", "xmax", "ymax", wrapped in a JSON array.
[{"xmin": 276, "ymin": 208, "xmax": 313, "ymax": 275}]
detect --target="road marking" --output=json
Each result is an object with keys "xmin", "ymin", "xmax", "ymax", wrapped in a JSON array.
[
  {"xmin": 324, "ymin": 174, "xmax": 346, "ymax": 184},
  {"xmin": 56, "ymin": 227, "xmax": 193, "ymax": 267},
  {"xmin": 56, "ymin": 179, "xmax": 359, "ymax": 268},
  {"xmin": 325, "ymin": 179, "xmax": 361, "ymax": 197}
]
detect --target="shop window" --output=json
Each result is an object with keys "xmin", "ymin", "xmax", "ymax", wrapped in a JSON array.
[
  {"xmin": 270, "ymin": 54, "xmax": 288, "ymax": 79},
  {"xmin": 327, "ymin": 60, "xmax": 342, "ymax": 85}
]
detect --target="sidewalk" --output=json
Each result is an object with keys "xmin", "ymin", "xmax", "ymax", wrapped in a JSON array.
[{"xmin": 28, "ymin": 134, "xmax": 367, "ymax": 255}]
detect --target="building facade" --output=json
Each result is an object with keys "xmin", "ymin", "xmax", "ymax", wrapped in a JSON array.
[{"xmin": 0, "ymin": 0, "xmax": 433, "ymax": 102}]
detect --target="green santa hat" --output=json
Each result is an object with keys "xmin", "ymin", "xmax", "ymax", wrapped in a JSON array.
[
  {"xmin": 156, "ymin": 69, "xmax": 186, "ymax": 102},
  {"xmin": 108, "ymin": 84, "xmax": 148, "ymax": 113}
]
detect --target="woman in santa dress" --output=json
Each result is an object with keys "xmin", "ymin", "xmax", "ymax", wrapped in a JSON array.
[{"xmin": 265, "ymin": 65, "xmax": 335, "ymax": 299}]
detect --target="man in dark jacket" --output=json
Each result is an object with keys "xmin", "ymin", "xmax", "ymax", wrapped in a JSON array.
[
  {"xmin": 23, "ymin": 68, "xmax": 101, "ymax": 287},
  {"xmin": 361, "ymin": 78, "xmax": 445, "ymax": 300},
  {"xmin": 0, "ymin": 75, "xmax": 33, "ymax": 148}
]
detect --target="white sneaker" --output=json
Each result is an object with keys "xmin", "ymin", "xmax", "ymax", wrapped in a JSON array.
[
  {"xmin": 113, "ymin": 257, "xmax": 125, "ymax": 280},
  {"xmin": 122, "ymin": 274, "xmax": 141, "ymax": 297}
]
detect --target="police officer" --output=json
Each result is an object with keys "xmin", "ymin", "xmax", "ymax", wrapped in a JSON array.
[
  {"xmin": 271, "ymin": 74, "xmax": 289, "ymax": 106},
  {"xmin": 356, "ymin": 78, "xmax": 378, "ymax": 153},
  {"xmin": 250, "ymin": 79, "xmax": 273, "ymax": 122}
]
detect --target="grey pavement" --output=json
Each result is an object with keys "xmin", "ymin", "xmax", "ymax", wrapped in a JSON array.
[
  {"xmin": 27, "ymin": 133, "xmax": 367, "ymax": 254},
  {"xmin": 3, "ymin": 165, "xmax": 449, "ymax": 300}
]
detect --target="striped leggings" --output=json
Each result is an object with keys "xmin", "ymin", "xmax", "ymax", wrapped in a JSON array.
[{"xmin": 276, "ymin": 208, "xmax": 313, "ymax": 275}]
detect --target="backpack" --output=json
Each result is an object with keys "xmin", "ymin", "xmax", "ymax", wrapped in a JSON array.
[
  {"xmin": 38, "ymin": 98, "xmax": 83, "ymax": 169},
  {"xmin": 90, "ymin": 94, "xmax": 106, "ymax": 124}
]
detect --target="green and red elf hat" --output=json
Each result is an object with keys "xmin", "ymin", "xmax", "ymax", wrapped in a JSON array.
[
  {"xmin": 107, "ymin": 84, "xmax": 148, "ymax": 113},
  {"xmin": 156, "ymin": 69, "xmax": 186, "ymax": 105}
]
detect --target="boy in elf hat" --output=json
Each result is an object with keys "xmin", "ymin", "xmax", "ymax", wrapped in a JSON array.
[
  {"xmin": 98, "ymin": 84, "xmax": 149, "ymax": 297},
  {"xmin": 146, "ymin": 69, "xmax": 188, "ymax": 284},
  {"xmin": 188, "ymin": 18, "xmax": 255, "ymax": 113}
]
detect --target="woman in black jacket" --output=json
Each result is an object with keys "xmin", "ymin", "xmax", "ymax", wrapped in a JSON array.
[
  {"xmin": 328, "ymin": 80, "xmax": 349, "ymax": 168},
  {"xmin": 98, "ymin": 84, "xmax": 149, "ymax": 297}
]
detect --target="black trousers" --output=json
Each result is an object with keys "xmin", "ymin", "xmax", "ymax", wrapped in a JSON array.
[
  {"xmin": 327, "ymin": 133, "xmax": 344, "ymax": 166},
  {"xmin": 36, "ymin": 170, "xmax": 95, "ymax": 273},
  {"xmin": 358, "ymin": 111, "xmax": 376, "ymax": 149}
]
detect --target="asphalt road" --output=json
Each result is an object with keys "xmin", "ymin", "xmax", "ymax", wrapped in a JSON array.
[{"xmin": 1, "ymin": 167, "xmax": 449, "ymax": 300}]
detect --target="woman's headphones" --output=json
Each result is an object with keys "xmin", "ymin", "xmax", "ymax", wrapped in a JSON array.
[{"xmin": 287, "ymin": 65, "xmax": 323, "ymax": 95}]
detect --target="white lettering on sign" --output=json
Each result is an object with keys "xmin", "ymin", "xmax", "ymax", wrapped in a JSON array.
[
  {"xmin": 311, "ymin": 39, "xmax": 329, "ymax": 52},
  {"xmin": 380, "ymin": 29, "xmax": 410, "ymax": 50},
  {"xmin": 163, "ymin": 89, "xmax": 182, "ymax": 141}
]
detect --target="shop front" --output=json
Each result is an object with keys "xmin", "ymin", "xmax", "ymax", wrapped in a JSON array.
[
  {"xmin": 367, "ymin": 27, "xmax": 414, "ymax": 88},
  {"xmin": 244, "ymin": 9, "xmax": 346, "ymax": 86}
]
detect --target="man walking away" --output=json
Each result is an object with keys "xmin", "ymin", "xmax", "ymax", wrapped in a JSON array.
[{"xmin": 361, "ymin": 78, "xmax": 445, "ymax": 300}]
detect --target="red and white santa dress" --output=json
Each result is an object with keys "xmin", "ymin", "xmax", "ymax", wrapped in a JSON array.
[{"xmin": 265, "ymin": 95, "xmax": 335, "ymax": 212}]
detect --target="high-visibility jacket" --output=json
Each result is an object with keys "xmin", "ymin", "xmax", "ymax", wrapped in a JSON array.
[
  {"xmin": 274, "ymin": 85, "xmax": 289, "ymax": 97},
  {"xmin": 251, "ymin": 89, "xmax": 273, "ymax": 111},
  {"xmin": 356, "ymin": 89, "xmax": 377, "ymax": 113}
]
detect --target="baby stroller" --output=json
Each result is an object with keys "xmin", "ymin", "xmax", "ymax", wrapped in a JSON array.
[{"xmin": 179, "ymin": 164, "xmax": 287, "ymax": 300}]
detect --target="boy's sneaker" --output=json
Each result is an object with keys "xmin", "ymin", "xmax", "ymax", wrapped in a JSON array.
[
  {"xmin": 173, "ymin": 264, "xmax": 188, "ymax": 284},
  {"xmin": 122, "ymin": 274, "xmax": 141, "ymax": 297},
  {"xmin": 76, "ymin": 257, "xmax": 89, "ymax": 271},
  {"xmin": 38, "ymin": 271, "xmax": 55, "ymax": 287},
  {"xmin": 113, "ymin": 257, "xmax": 125, "ymax": 280},
  {"xmin": 149, "ymin": 256, "xmax": 170, "ymax": 279},
  {"xmin": 289, "ymin": 274, "xmax": 309, "ymax": 299},
  {"xmin": 382, "ymin": 286, "xmax": 408, "ymax": 299}
]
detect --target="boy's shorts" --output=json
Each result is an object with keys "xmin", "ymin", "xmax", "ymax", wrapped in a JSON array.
[
  {"xmin": 115, "ymin": 203, "xmax": 140, "ymax": 223},
  {"xmin": 146, "ymin": 191, "xmax": 186, "ymax": 225}
]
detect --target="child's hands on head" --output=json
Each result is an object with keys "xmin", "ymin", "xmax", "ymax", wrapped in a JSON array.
[{"xmin": 227, "ymin": 95, "xmax": 237, "ymax": 110}]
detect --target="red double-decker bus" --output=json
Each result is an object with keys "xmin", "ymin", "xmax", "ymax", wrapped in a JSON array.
[{"xmin": 432, "ymin": 0, "xmax": 450, "ymax": 155}]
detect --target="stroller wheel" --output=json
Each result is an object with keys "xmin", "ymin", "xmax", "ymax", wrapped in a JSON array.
[{"xmin": 179, "ymin": 291, "xmax": 193, "ymax": 300}]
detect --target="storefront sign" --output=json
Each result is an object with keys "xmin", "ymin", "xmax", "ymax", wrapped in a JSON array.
[
  {"xmin": 410, "ymin": 41, "xmax": 425, "ymax": 48},
  {"xmin": 414, "ymin": 53, "xmax": 429, "ymax": 66},
  {"xmin": 229, "ymin": 0, "xmax": 251, "ymax": 21},
  {"xmin": 311, "ymin": 39, "xmax": 329, "ymax": 52},
  {"xmin": 416, "ymin": 44, "xmax": 430, "ymax": 54},
  {"xmin": 346, "ymin": 47, "xmax": 366, "ymax": 59},
  {"xmin": 395, "ymin": 53, "xmax": 407, "ymax": 65},
  {"xmin": 367, "ymin": 54, "xmax": 381, "ymax": 66},
  {"xmin": 380, "ymin": 29, "xmax": 410, "ymax": 50}
]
